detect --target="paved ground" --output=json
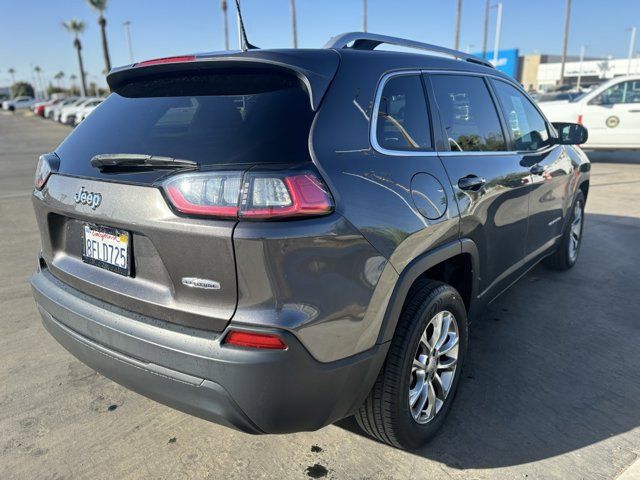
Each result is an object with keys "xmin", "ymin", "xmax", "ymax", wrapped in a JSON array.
[{"xmin": 1, "ymin": 112, "xmax": 639, "ymax": 480}]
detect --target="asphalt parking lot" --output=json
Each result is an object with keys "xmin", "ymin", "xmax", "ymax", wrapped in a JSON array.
[{"xmin": 1, "ymin": 112, "xmax": 639, "ymax": 480}]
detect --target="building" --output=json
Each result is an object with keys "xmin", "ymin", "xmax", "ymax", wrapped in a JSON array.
[{"xmin": 536, "ymin": 57, "xmax": 640, "ymax": 91}]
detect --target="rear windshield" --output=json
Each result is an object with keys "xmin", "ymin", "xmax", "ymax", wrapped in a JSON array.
[{"xmin": 56, "ymin": 71, "xmax": 314, "ymax": 179}]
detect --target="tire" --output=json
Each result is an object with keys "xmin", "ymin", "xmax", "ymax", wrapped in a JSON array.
[
  {"xmin": 543, "ymin": 191, "xmax": 585, "ymax": 271},
  {"xmin": 355, "ymin": 280, "xmax": 468, "ymax": 449}
]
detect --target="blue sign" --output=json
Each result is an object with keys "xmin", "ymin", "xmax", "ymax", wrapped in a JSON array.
[{"xmin": 472, "ymin": 48, "xmax": 519, "ymax": 77}]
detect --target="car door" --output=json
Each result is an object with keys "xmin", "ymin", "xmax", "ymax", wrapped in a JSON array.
[
  {"xmin": 490, "ymin": 78, "xmax": 574, "ymax": 259},
  {"xmin": 583, "ymin": 79, "xmax": 640, "ymax": 147},
  {"xmin": 427, "ymin": 73, "xmax": 531, "ymax": 299}
]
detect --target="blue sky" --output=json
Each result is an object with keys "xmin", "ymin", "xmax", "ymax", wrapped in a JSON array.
[{"xmin": 0, "ymin": 0, "xmax": 638, "ymax": 87}]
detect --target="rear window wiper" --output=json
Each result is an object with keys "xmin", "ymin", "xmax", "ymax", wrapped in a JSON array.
[{"xmin": 91, "ymin": 153, "xmax": 197, "ymax": 171}]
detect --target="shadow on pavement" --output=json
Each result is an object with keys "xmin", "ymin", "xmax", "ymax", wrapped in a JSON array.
[{"xmin": 335, "ymin": 213, "xmax": 640, "ymax": 469}]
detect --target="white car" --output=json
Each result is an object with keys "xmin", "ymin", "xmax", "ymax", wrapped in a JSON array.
[
  {"xmin": 540, "ymin": 75, "xmax": 640, "ymax": 149},
  {"xmin": 45, "ymin": 97, "xmax": 78, "ymax": 120},
  {"xmin": 55, "ymin": 97, "xmax": 88, "ymax": 123},
  {"xmin": 74, "ymin": 98, "xmax": 104, "ymax": 125},
  {"xmin": 2, "ymin": 96, "xmax": 36, "ymax": 111}
]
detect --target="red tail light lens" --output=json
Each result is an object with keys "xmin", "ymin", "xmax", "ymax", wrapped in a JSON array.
[
  {"xmin": 240, "ymin": 173, "xmax": 333, "ymax": 219},
  {"xmin": 162, "ymin": 170, "xmax": 334, "ymax": 220},
  {"xmin": 35, "ymin": 154, "xmax": 53, "ymax": 190},
  {"xmin": 135, "ymin": 55, "xmax": 197, "ymax": 67},
  {"xmin": 224, "ymin": 331, "xmax": 287, "ymax": 350}
]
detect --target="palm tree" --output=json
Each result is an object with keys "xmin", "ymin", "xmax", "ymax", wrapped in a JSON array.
[
  {"xmin": 221, "ymin": 0, "xmax": 229, "ymax": 50},
  {"xmin": 62, "ymin": 19, "xmax": 87, "ymax": 96},
  {"xmin": 8, "ymin": 68, "xmax": 16, "ymax": 85},
  {"xmin": 33, "ymin": 66, "xmax": 44, "ymax": 97},
  {"xmin": 54, "ymin": 71, "xmax": 65, "ymax": 88},
  {"xmin": 87, "ymin": 0, "xmax": 112, "ymax": 73}
]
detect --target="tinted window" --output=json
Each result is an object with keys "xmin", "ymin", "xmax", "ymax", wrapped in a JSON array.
[
  {"xmin": 56, "ymin": 72, "xmax": 315, "ymax": 180},
  {"xmin": 597, "ymin": 80, "xmax": 640, "ymax": 105},
  {"xmin": 375, "ymin": 74, "xmax": 432, "ymax": 151},
  {"xmin": 431, "ymin": 75, "xmax": 506, "ymax": 152},
  {"xmin": 492, "ymin": 80, "xmax": 550, "ymax": 152}
]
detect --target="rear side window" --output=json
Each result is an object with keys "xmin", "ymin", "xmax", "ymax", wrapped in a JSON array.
[
  {"xmin": 56, "ymin": 71, "xmax": 314, "ymax": 178},
  {"xmin": 491, "ymin": 79, "xmax": 550, "ymax": 152},
  {"xmin": 430, "ymin": 74, "xmax": 506, "ymax": 152},
  {"xmin": 375, "ymin": 74, "xmax": 432, "ymax": 152}
]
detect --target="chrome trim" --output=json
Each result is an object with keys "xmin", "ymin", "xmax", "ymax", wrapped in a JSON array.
[{"xmin": 370, "ymin": 70, "xmax": 439, "ymax": 157}]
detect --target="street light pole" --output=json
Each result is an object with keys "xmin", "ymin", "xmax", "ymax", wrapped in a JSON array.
[
  {"xmin": 482, "ymin": 0, "xmax": 489, "ymax": 59},
  {"xmin": 576, "ymin": 45, "xmax": 586, "ymax": 90},
  {"xmin": 492, "ymin": 2, "xmax": 502, "ymax": 65},
  {"xmin": 559, "ymin": 0, "xmax": 572, "ymax": 86},
  {"xmin": 626, "ymin": 26, "xmax": 637, "ymax": 75},
  {"xmin": 290, "ymin": 0, "xmax": 298, "ymax": 48},
  {"xmin": 363, "ymin": 0, "xmax": 367, "ymax": 32},
  {"xmin": 123, "ymin": 21, "xmax": 133, "ymax": 63},
  {"xmin": 454, "ymin": 0, "xmax": 462, "ymax": 51}
]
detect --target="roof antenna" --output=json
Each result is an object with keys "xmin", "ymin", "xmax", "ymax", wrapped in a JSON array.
[{"xmin": 234, "ymin": 0, "xmax": 257, "ymax": 51}]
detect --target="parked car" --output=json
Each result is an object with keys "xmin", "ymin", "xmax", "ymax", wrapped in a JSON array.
[
  {"xmin": 2, "ymin": 96, "xmax": 35, "ymax": 111},
  {"xmin": 540, "ymin": 75, "xmax": 640, "ymax": 149},
  {"xmin": 52, "ymin": 97, "xmax": 85, "ymax": 122},
  {"xmin": 45, "ymin": 97, "xmax": 78, "ymax": 120},
  {"xmin": 535, "ymin": 91, "xmax": 583, "ymax": 103},
  {"xmin": 59, "ymin": 97, "xmax": 101, "ymax": 125},
  {"xmin": 30, "ymin": 32, "xmax": 590, "ymax": 450},
  {"xmin": 74, "ymin": 98, "xmax": 104, "ymax": 125}
]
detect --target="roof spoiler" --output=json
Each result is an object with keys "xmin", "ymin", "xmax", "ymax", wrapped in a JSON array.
[{"xmin": 106, "ymin": 51, "xmax": 340, "ymax": 111}]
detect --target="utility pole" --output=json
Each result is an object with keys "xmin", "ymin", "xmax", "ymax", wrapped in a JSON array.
[
  {"xmin": 559, "ymin": 0, "xmax": 572, "ymax": 86},
  {"xmin": 626, "ymin": 26, "xmax": 637, "ymax": 75},
  {"xmin": 482, "ymin": 0, "xmax": 490, "ymax": 59},
  {"xmin": 576, "ymin": 45, "xmax": 586, "ymax": 90},
  {"xmin": 123, "ymin": 21, "xmax": 134, "ymax": 63},
  {"xmin": 236, "ymin": 0, "xmax": 243, "ymax": 50},
  {"xmin": 290, "ymin": 0, "xmax": 298, "ymax": 48},
  {"xmin": 362, "ymin": 0, "xmax": 367, "ymax": 32},
  {"xmin": 492, "ymin": 2, "xmax": 502, "ymax": 65},
  {"xmin": 454, "ymin": 0, "xmax": 462, "ymax": 50}
]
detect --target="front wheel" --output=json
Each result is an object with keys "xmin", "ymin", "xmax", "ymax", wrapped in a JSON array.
[
  {"xmin": 543, "ymin": 191, "xmax": 585, "ymax": 270},
  {"xmin": 355, "ymin": 280, "xmax": 467, "ymax": 449}
]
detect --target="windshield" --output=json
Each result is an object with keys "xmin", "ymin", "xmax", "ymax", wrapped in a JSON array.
[{"xmin": 55, "ymin": 71, "xmax": 315, "ymax": 181}]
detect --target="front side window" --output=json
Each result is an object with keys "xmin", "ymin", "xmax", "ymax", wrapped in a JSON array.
[
  {"xmin": 596, "ymin": 80, "xmax": 640, "ymax": 105},
  {"xmin": 375, "ymin": 74, "xmax": 432, "ymax": 151},
  {"xmin": 492, "ymin": 79, "xmax": 550, "ymax": 152},
  {"xmin": 430, "ymin": 75, "xmax": 506, "ymax": 152}
]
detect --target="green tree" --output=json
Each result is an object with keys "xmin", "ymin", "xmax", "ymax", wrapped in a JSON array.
[
  {"xmin": 54, "ymin": 71, "xmax": 65, "ymax": 88},
  {"xmin": 62, "ymin": 19, "xmax": 88, "ymax": 96},
  {"xmin": 12, "ymin": 81, "xmax": 35, "ymax": 98},
  {"xmin": 87, "ymin": 0, "xmax": 112, "ymax": 73}
]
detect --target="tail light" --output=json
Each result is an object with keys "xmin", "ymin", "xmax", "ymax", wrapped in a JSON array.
[
  {"xmin": 162, "ymin": 170, "xmax": 334, "ymax": 220},
  {"xmin": 577, "ymin": 114, "xmax": 583, "ymax": 125},
  {"xmin": 35, "ymin": 153, "xmax": 59, "ymax": 190},
  {"xmin": 223, "ymin": 331, "xmax": 287, "ymax": 350},
  {"xmin": 135, "ymin": 55, "xmax": 197, "ymax": 67}
]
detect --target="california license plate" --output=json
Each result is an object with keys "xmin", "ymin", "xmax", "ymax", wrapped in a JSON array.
[{"xmin": 82, "ymin": 224, "xmax": 131, "ymax": 276}]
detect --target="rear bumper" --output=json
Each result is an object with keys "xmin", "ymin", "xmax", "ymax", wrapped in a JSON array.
[{"xmin": 31, "ymin": 268, "xmax": 387, "ymax": 434}]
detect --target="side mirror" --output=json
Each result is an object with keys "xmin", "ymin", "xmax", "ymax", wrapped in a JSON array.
[{"xmin": 552, "ymin": 122, "xmax": 588, "ymax": 145}]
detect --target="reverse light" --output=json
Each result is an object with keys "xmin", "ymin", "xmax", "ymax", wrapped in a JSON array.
[
  {"xmin": 35, "ymin": 153, "xmax": 57, "ymax": 190},
  {"xmin": 162, "ymin": 170, "xmax": 334, "ymax": 220},
  {"xmin": 223, "ymin": 331, "xmax": 288, "ymax": 350}
]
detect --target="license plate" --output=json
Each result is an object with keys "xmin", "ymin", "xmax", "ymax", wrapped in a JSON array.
[{"xmin": 82, "ymin": 224, "xmax": 131, "ymax": 276}]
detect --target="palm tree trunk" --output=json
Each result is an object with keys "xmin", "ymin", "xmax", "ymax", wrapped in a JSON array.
[
  {"xmin": 289, "ymin": 0, "xmax": 298, "ymax": 48},
  {"xmin": 223, "ymin": 5, "xmax": 229, "ymax": 50},
  {"xmin": 99, "ymin": 16, "xmax": 112, "ymax": 73},
  {"xmin": 75, "ymin": 38, "xmax": 88, "ymax": 97}
]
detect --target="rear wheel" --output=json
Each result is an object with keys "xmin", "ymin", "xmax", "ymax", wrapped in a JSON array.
[
  {"xmin": 543, "ymin": 191, "xmax": 585, "ymax": 270},
  {"xmin": 355, "ymin": 280, "xmax": 467, "ymax": 449}
]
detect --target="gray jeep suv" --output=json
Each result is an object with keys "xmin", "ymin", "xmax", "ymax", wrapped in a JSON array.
[{"xmin": 30, "ymin": 33, "xmax": 590, "ymax": 449}]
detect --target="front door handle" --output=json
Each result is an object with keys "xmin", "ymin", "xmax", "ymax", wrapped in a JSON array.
[
  {"xmin": 458, "ymin": 175, "xmax": 486, "ymax": 191},
  {"xmin": 530, "ymin": 164, "xmax": 545, "ymax": 175}
]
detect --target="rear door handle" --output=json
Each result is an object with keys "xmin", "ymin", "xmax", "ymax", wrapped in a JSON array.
[
  {"xmin": 458, "ymin": 175, "xmax": 486, "ymax": 191},
  {"xmin": 530, "ymin": 164, "xmax": 545, "ymax": 175}
]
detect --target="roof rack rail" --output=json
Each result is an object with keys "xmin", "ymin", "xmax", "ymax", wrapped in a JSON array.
[{"xmin": 324, "ymin": 32, "xmax": 494, "ymax": 69}]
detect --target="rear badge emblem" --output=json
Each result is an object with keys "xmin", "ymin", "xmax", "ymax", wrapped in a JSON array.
[
  {"xmin": 74, "ymin": 186, "xmax": 102, "ymax": 210},
  {"xmin": 181, "ymin": 278, "xmax": 221, "ymax": 290}
]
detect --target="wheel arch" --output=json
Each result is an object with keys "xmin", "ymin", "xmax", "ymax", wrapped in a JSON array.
[{"xmin": 377, "ymin": 238, "xmax": 480, "ymax": 344}]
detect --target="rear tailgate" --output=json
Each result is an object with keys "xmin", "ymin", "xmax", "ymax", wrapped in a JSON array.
[{"xmin": 34, "ymin": 53, "xmax": 339, "ymax": 332}]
